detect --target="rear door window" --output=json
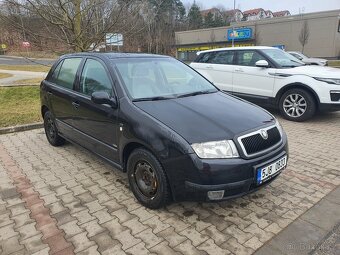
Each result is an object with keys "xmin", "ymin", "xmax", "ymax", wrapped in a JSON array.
[
  {"xmin": 197, "ymin": 53, "xmax": 212, "ymax": 63},
  {"xmin": 54, "ymin": 58, "xmax": 82, "ymax": 90},
  {"xmin": 209, "ymin": 51, "xmax": 234, "ymax": 65}
]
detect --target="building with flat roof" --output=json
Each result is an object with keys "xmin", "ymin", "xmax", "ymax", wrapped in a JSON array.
[{"xmin": 175, "ymin": 10, "xmax": 340, "ymax": 61}]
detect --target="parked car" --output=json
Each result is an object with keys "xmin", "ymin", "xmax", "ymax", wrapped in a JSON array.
[
  {"xmin": 287, "ymin": 51, "xmax": 328, "ymax": 66},
  {"xmin": 41, "ymin": 53, "xmax": 288, "ymax": 209},
  {"xmin": 191, "ymin": 46, "xmax": 340, "ymax": 122}
]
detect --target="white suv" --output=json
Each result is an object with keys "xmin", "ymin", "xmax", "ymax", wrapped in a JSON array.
[{"xmin": 190, "ymin": 46, "xmax": 340, "ymax": 121}]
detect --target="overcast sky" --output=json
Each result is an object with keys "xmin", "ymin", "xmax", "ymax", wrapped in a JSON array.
[{"xmin": 182, "ymin": 0, "xmax": 340, "ymax": 14}]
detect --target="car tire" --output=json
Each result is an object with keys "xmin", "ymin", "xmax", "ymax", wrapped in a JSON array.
[
  {"xmin": 279, "ymin": 88, "xmax": 316, "ymax": 122},
  {"xmin": 43, "ymin": 111, "xmax": 65, "ymax": 146},
  {"xmin": 127, "ymin": 148, "xmax": 171, "ymax": 209}
]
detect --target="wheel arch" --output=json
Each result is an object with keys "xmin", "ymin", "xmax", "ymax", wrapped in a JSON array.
[
  {"xmin": 121, "ymin": 141, "xmax": 175, "ymax": 201},
  {"xmin": 275, "ymin": 83, "xmax": 320, "ymax": 109},
  {"xmin": 41, "ymin": 105, "xmax": 49, "ymax": 118}
]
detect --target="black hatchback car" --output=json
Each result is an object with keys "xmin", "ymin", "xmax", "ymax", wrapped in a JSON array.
[{"xmin": 41, "ymin": 53, "xmax": 288, "ymax": 209}]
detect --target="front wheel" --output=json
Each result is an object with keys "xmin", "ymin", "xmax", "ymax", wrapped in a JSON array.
[
  {"xmin": 279, "ymin": 89, "xmax": 316, "ymax": 122},
  {"xmin": 127, "ymin": 148, "xmax": 171, "ymax": 209}
]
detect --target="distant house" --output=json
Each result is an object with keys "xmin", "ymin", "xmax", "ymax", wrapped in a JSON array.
[
  {"xmin": 243, "ymin": 8, "xmax": 267, "ymax": 21},
  {"xmin": 224, "ymin": 9, "xmax": 243, "ymax": 23},
  {"xmin": 265, "ymin": 10, "xmax": 274, "ymax": 18},
  {"xmin": 273, "ymin": 10, "xmax": 291, "ymax": 17},
  {"xmin": 200, "ymin": 8, "xmax": 222, "ymax": 22}
]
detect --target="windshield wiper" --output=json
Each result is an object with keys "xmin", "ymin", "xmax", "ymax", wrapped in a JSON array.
[
  {"xmin": 177, "ymin": 90, "xmax": 216, "ymax": 98},
  {"xmin": 132, "ymin": 96, "xmax": 175, "ymax": 102},
  {"xmin": 290, "ymin": 59, "xmax": 305, "ymax": 65}
]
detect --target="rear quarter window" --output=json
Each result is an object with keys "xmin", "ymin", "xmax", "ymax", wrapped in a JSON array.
[{"xmin": 50, "ymin": 58, "xmax": 82, "ymax": 90}]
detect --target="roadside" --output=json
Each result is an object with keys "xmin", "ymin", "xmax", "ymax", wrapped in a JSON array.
[
  {"xmin": 255, "ymin": 186, "xmax": 340, "ymax": 255},
  {"xmin": 0, "ymin": 69, "xmax": 46, "ymax": 86},
  {"xmin": 0, "ymin": 86, "xmax": 41, "ymax": 127},
  {"xmin": 0, "ymin": 55, "xmax": 55, "ymax": 66}
]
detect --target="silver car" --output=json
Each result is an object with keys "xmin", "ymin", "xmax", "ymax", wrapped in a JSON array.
[{"xmin": 288, "ymin": 51, "xmax": 328, "ymax": 66}]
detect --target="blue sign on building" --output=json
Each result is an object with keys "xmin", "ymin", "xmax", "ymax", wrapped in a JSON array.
[{"xmin": 227, "ymin": 28, "xmax": 253, "ymax": 41}]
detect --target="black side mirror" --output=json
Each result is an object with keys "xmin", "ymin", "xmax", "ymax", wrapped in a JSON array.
[{"xmin": 91, "ymin": 91, "xmax": 117, "ymax": 108}]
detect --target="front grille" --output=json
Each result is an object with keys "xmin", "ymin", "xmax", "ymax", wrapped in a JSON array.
[{"xmin": 239, "ymin": 126, "xmax": 281, "ymax": 156}]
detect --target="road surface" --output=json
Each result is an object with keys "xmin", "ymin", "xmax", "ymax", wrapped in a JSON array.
[{"xmin": 0, "ymin": 55, "xmax": 55, "ymax": 66}]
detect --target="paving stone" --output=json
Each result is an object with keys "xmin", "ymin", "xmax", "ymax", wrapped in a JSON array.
[
  {"xmin": 59, "ymin": 220, "xmax": 83, "ymax": 238},
  {"xmin": 135, "ymin": 228, "xmax": 163, "ymax": 249},
  {"xmin": 221, "ymin": 237, "xmax": 255, "ymax": 255},
  {"xmin": 122, "ymin": 217, "xmax": 148, "ymax": 235},
  {"xmin": 197, "ymin": 238, "xmax": 231, "ymax": 255},
  {"xmin": 17, "ymin": 222, "xmax": 40, "ymax": 240},
  {"xmin": 90, "ymin": 231, "xmax": 120, "ymax": 253},
  {"xmin": 201, "ymin": 225, "xmax": 231, "ymax": 245},
  {"xmin": 1, "ymin": 114, "xmax": 340, "ymax": 255},
  {"xmin": 180, "ymin": 226, "xmax": 209, "ymax": 247},
  {"xmin": 0, "ymin": 223, "xmax": 19, "ymax": 240},
  {"xmin": 93, "ymin": 209, "xmax": 113, "ymax": 224},
  {"xmin": 72, "ymin": 209, "xmax": 95, "ymax": 225},
  {"xmin": 69, "ymin": 232, "xmax": 96, "ymax": 253},
  {"xmin": 78, "ymin": 245, "xmax": 100, "ymax": 255},
  {"xmin": 20, "ymin": 233, "xmax": 48, "ymax": 253},
  {"xmin": 158, "ymin": 227, "xmax": 188, "ymax": 247},
  {"xmin": 111, "ymin": 208, "xmax": 135, "ymax": 223},
  {"xmin": 125, "ymin": 242, "xmax": 150, "ymax": 255},
  {"xmin": 0, "ymin": 235, "xmax": 26, "ymax": 255},
  {"xmin": 174, "ymin": 239, "xmax": 208, "ymax": 255},
  {"xmin": 80, "ymin": 219, "xmax": 106, "ymax": 237},
  {"xmin": 114, "ymin": 229, "xmax": 142, "ymax": 250}
]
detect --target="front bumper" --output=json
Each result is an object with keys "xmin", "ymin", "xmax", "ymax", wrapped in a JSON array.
[
  {"xmin": 319, "ymin": 103, "xmax": 340, "ymax": 112},
  {"xmin": 163, "ymin": 134, "xmax": 288, "ymax": 202}
]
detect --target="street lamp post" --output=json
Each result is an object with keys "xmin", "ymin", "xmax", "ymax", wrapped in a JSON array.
[{"xmin": 232, "ymin": 0, "xmax": 236, "ymax": 47}]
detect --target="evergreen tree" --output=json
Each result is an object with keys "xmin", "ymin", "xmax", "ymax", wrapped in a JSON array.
[
  {"xmin": 188, "ymin": 3, "xmax": 202, "ymax": 29},
  {"xmin": 204, "ymin": 12, "xmax": 214, "ymax": 28},
  {"xmin": 213, "ymin": 14, "xmax": 225, "ymax": 27}
]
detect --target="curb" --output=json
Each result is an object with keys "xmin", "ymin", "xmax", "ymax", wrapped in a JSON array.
[{"xmin": 0, "ymin": 122, "xmax": 43, "ymax": 135}]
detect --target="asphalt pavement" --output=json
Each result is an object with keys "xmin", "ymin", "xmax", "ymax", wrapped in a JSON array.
[{"xmin": 0, "ymin": 55, "xmax": 55, "ymax": 66}]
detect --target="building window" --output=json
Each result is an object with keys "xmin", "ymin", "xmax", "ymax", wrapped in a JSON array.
[{"xmin": 338, "ymin": 20, "xmax": 340, "ymax": 33}]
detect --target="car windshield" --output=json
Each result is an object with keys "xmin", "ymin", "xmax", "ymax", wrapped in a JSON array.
[
  {"xmin": 114, "ymin": 58, "xmax": 218, "ymax": 101},
  {"xmin": 262, "ymin": 49, "xmax": 305, "ymax": 68}
]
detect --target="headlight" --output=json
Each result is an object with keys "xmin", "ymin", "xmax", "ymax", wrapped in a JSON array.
[
  {"xmin": 314, "ymin": 77, "xmax": 340, "ymax": 85},
  {"xmin": 191, "ymin": 140, "xmax": 239, "ymax": 159}
]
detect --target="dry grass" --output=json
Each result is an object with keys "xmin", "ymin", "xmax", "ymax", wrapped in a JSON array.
[
  {"xmin": 13, "ymin": 78, "xmax": 43, "ymax": 85},
  {"xmin": 0, "ymin": 73, "xmax": 13, "ymax": 79},
  {"xmin": 0, "ymin": 86, "xmax": 41, "ymax": 127},
  {"xmin": 0, "ymin": 65, "xmax": 50, "ymax": 72},
  {"xmin": 7, "ymin": 51, "xmax": 59, "ymax": 59}
]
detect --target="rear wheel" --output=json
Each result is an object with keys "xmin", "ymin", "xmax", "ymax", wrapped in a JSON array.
[
  {"xmin": 279, "ymin": 88, "xmax": 316, "ymax": 122},
  {"xmin": 127, "ymin": 148, "xmax": 171, "ymax": 209},
  {"xmin": 43, "ymin": 111, "xmax": 65, "ymax": 146}
]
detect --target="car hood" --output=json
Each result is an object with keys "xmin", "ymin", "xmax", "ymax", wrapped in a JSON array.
[
  {"xmin": 134, "ymin": 92, "xmax": 275, "ymax": 144},
  {"xmin": 277, "ymin": 65, "xmax": 340, "ymax": 79},
  {"xmin": 303, "ymin": 57, "xmax": 327, "ymax": 63}
]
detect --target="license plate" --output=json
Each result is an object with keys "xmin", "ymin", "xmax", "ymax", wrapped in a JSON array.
[{"xmin": 257, "ymin": 156, "xmax": 287, "ymax": 185}]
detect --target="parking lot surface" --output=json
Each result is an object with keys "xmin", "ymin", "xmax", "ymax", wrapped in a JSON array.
[{"xmin": 0, "ymin": 112, "xmax": 339, "ymax": 255}]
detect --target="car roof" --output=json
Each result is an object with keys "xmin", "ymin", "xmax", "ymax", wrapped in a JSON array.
[
  {"xmin": 197, "ymin": 46, "xmax": 276, "ymax": 55},
  {"xmin": 60, "ymin": 52, "xmax": 170, "ymax": 60}
]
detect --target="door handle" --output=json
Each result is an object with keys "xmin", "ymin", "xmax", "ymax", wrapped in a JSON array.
[
  {"xmin": 72, "ymin": 101, "xmax": 80, "ymax": 109},
  {"xmin": 47, "ymin": 91, "xmax": 53, "ymax": 96},
  {"xmin": 235, "ymin": 68, "xmax": 244, "ymax": 73},
  {"xmin": 206, "ymin": 65, "xmax": 214, "ymax": 69}
]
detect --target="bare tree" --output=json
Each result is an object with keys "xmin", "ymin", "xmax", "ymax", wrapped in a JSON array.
[
  {"xmin": 299, "ymin": 20, "xmax": 310, "ymax": 53},
  {"xmin": 1, "ymin": 0, "xmax": 148, "ymax": 52}
]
